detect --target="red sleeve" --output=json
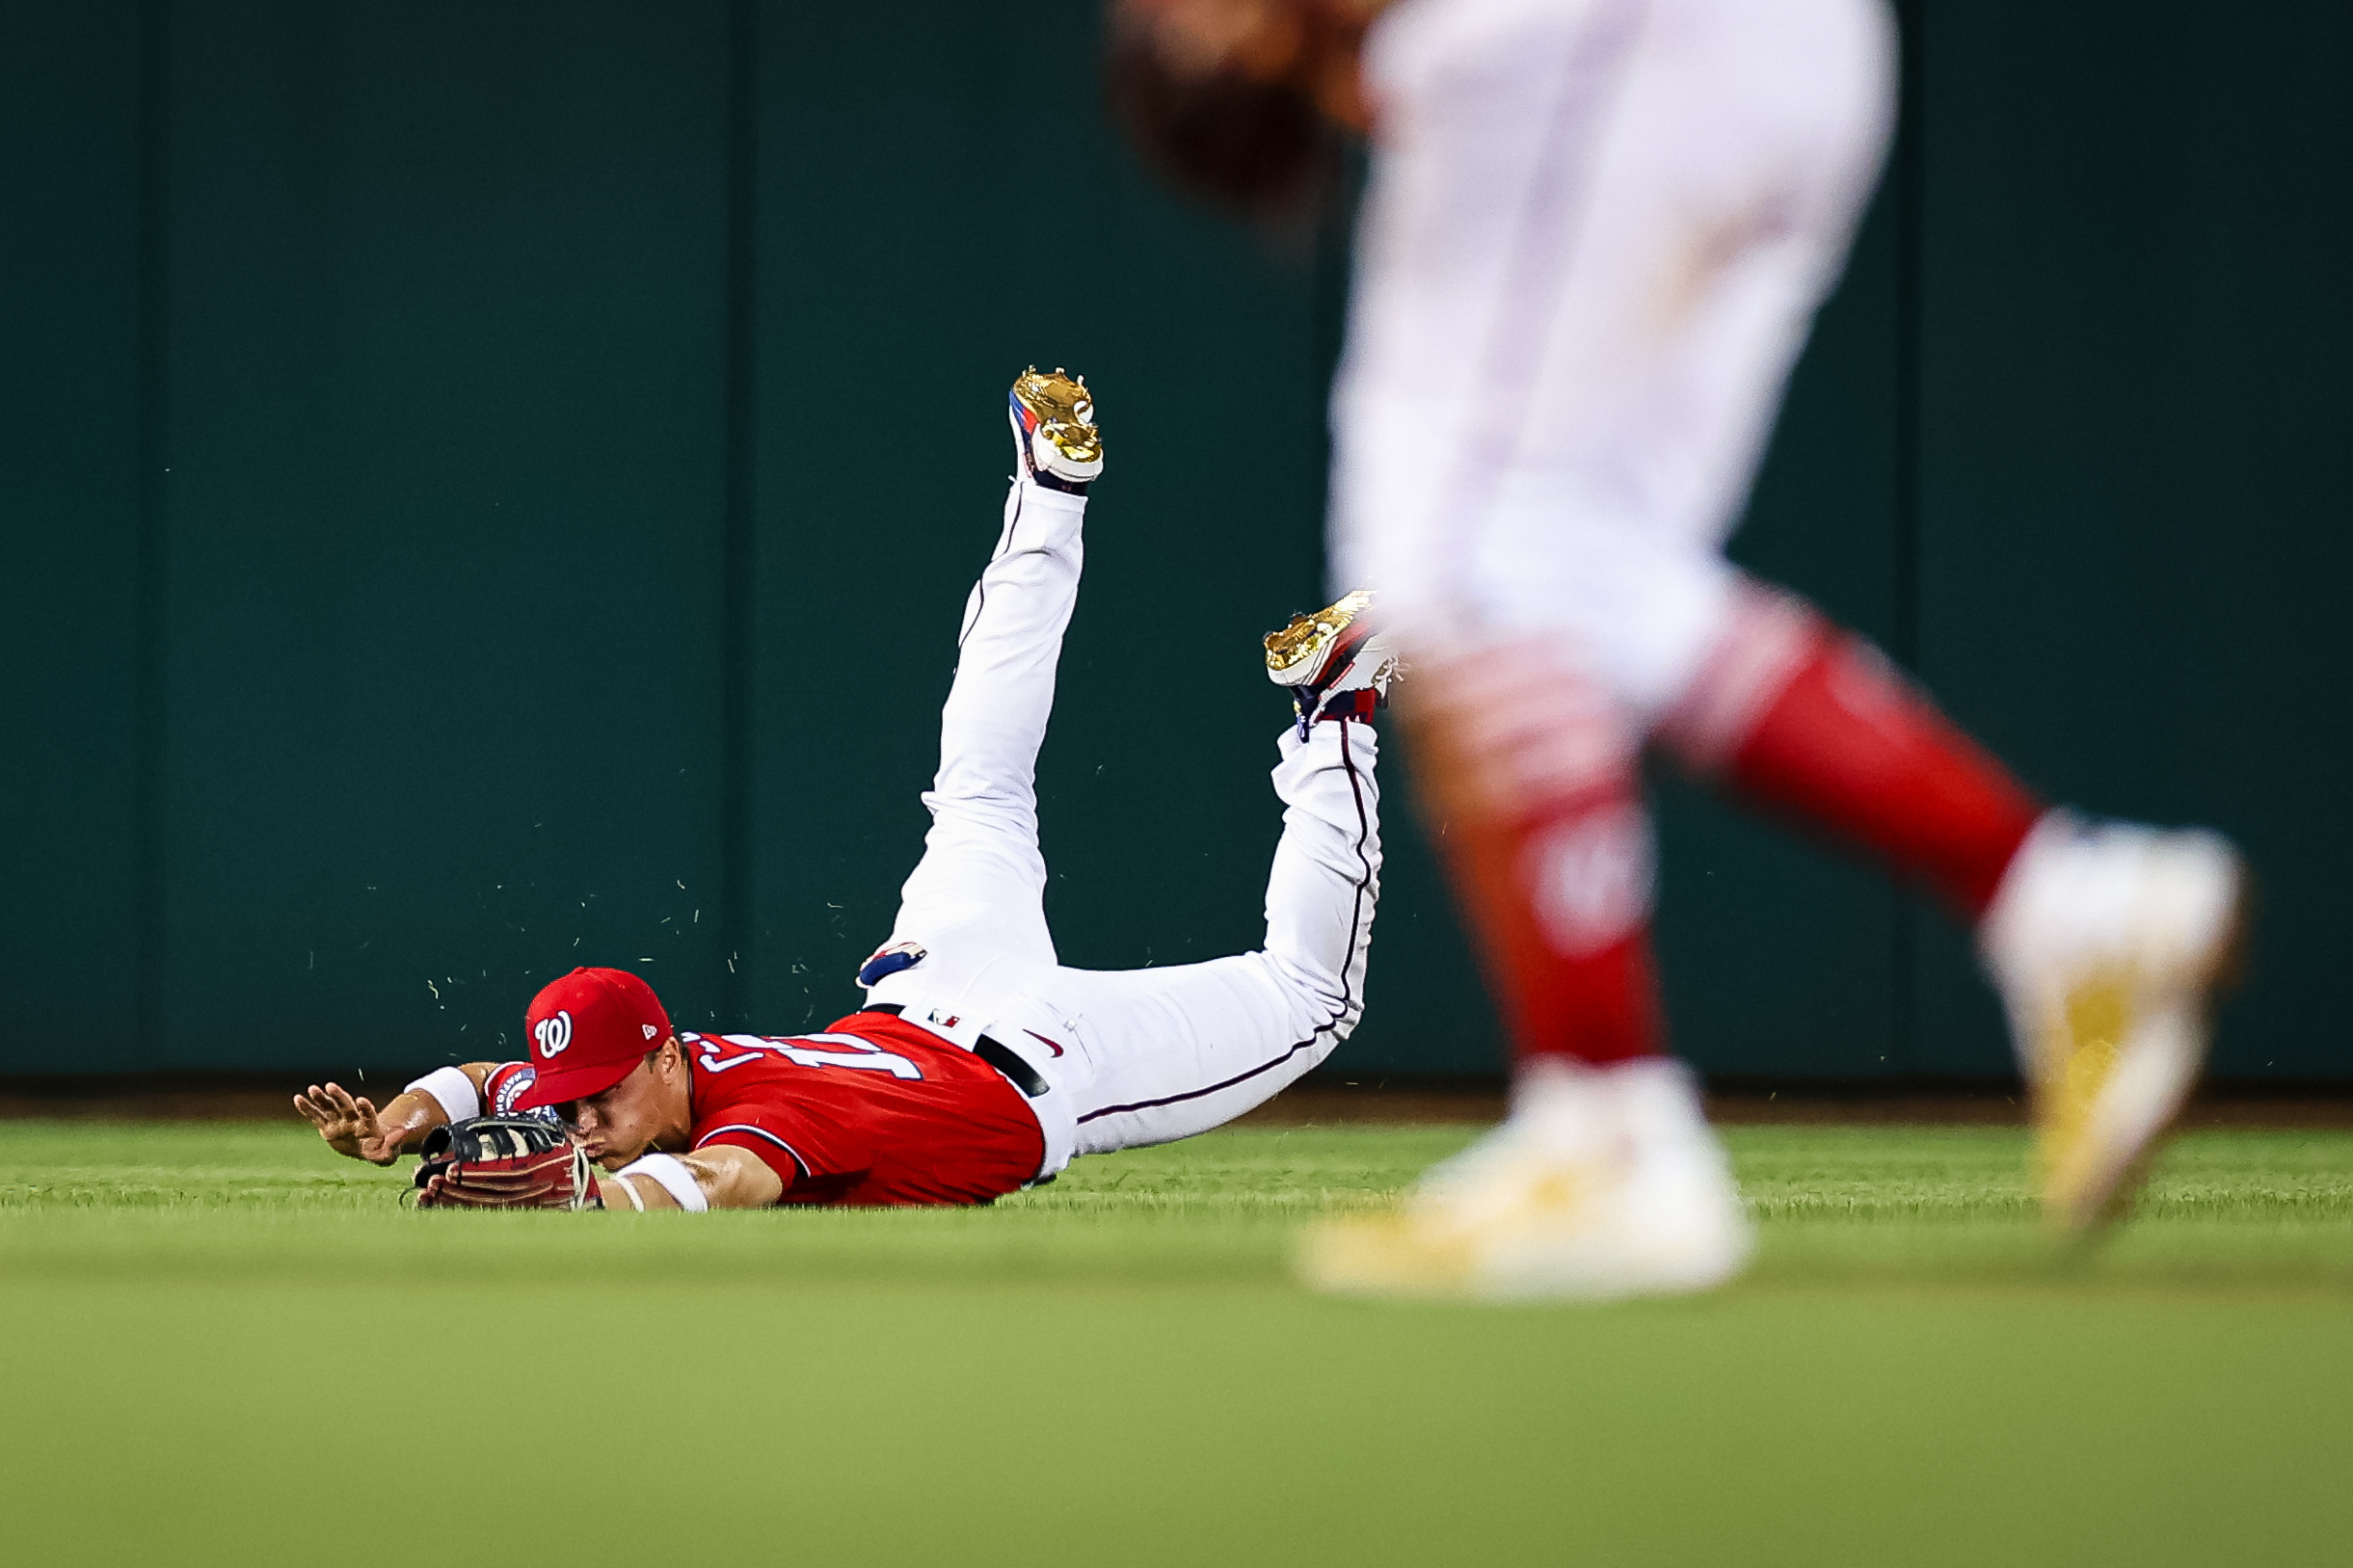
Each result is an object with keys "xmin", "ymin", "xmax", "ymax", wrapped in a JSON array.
[{"xmin": 691, "ymin": 1104, "xmax": 873, "ymax": 1196}]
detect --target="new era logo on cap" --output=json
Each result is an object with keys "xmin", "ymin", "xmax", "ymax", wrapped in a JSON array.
[{"xmin": 512, "ymin": 967, "xmax": 674, "ymax": 1111}]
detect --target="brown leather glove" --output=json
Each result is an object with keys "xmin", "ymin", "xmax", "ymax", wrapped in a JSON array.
[{"xmin": 413, "ymin": 1116, "xmax": 596, "ymax": 1210}]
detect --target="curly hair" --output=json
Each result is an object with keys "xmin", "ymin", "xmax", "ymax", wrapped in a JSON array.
[{"xmin": 1104, "ymin": 4, "xmax": 1348, "ymax": 226}]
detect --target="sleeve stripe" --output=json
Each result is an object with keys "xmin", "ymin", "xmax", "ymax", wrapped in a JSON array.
[{"xmin": 694, "ymin": 1124, "xmax": 811, "ymax": 1178}]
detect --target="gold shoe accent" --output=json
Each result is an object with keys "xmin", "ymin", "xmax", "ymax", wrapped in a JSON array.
[
  {"xmin": 1302, "ymin": 1164, "xmax": 1598, "ymax": 1300},
  {"xmin": 2034, "ymin": 972, "xmax": 2131, "ymax": 1227},
  {"xmin": 1298, "ymin": 1210, "xmax": 1481, "ymax": 1300},
  {"xmin": 1264, "ymin": 589, "xmax": 1375, "ymax": 680},
  {"xmin": 1011, "ymin": 366, "xmax": 1103, "ymax": 469}
]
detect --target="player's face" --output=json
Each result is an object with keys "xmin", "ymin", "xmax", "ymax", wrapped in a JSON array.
[{"xmin": 556, "ymin": 1044, "xmax": 689, "ymax": 1169}]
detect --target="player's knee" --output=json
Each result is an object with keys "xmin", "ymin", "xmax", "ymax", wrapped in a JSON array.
[{"xmin": 1261, "ymin": 951, "xmax": 1362, "ymax": 1035}]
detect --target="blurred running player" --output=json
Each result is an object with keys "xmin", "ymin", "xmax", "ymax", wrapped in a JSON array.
[
  {"xmin": 1110, "ymin": 0, "xmax": 2245, "ymax": 1298},
  {"xmin": 298, "ymin": 370, "xmax": 1398, "ymax": 1210}
]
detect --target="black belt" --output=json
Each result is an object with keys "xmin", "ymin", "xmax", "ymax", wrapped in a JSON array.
[{"xmin": 858, "ymin": 1003, "xmax": 1049, "ymax": 1099}]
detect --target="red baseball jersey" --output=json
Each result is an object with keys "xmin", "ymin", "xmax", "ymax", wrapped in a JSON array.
[{"xmin": 481, "ymin": 1009, "xmax": 1044, "ymax": 1207}]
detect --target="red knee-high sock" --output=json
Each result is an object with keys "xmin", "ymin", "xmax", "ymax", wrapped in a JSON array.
[
  {"xmin": 1446, "ymin": 793, "xmax": 1668, "ymax": 1066},
  {"xmin": 1662, "ymin": 588, "xmax": 2043, "ymax": 920},
  {"xmin": 1408, "ymin": 650, "xmax": 1666, "ymax": 1069}
]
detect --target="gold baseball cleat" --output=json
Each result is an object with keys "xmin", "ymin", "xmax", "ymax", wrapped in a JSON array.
[
  {"xmin": 1266, "ymin": 590, "xmax": 1372, "ymax": 679},
  {"xmin": 1265, "ymin": 590, "xmax": 1398, "ymax": 687},
  {"xmin": 1298, "ymin": 1060, "xmax": 1752, "ymax": 1302},
  {"xmin": 1264, "ymin": 590, "xmax": 1399, "ymax": 732},
  {"xmin": 1009, "ymin": 366, "xmax": 1104, "ymax": 487},
  {"xmin": 1979, "ymin": 814, "xmax": 2247, "ymax": 1234}
]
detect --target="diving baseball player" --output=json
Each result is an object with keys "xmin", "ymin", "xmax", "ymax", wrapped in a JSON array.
[
  {"xmin": 1110, "ymin": 0, "xmax": 2245, "ymax": 1299},
  {"xmin": 296, "ymin": 371, "xmax": 1398, "ymax": 1210}
]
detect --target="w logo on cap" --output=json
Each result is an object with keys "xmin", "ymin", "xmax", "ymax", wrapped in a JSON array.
[{"xmin": 533, "ymin": 1010, "xmax": 575, "ymax": 1059}]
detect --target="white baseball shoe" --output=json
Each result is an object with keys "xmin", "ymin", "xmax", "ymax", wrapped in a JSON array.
[
  {"xmin": 1981, "ymin": 811, "xmax": 2246, "ymax": 1234},
  {"xmin": 1008, "ymin": 366, "xmax": 1103, "ymax": 492},
  {"xmin": 1264, "ymin": 589, "xmax": 1401, "ymax": 731},
  {"xmin": 1298, "ymin": 1057, "xmax": 1753, "ymax": 1302}
]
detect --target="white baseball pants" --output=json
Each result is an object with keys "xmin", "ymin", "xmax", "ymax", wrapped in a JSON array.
[
  {"xmin": 1330, "ymin": 0, "xmax": 1895, "ymax": 719},
  {"xmin": 865, "ymin": 478, "xmax": 1383, "ymax": 1177}
]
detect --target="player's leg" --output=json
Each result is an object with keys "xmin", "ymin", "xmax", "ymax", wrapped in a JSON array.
[
  {"xmin": 1422, "ymin": 0, "xmax": 2235, "ymax": 1229},
  {"xmin": 1321, "ymin": 0, "xmax": 2237, "ymax": 1295},
  {"xmin": 1304, "ymin": 636, "xmax": 1753, "ymax": 1302},
  {"xmin": 988, "ymin": 598, "xmax": 1392, "ymax": 1157},
  {"xmin": 1306, "ymin": 0, "xmax": 1892, "ymax": 1299},
  {"xmin": 1660, "ymin": 585, "xmax": 2242, "ymax": 1231},
  {"xmin": 864, "ymin": 370, "xmax": 1104, "ymax": 1005}
]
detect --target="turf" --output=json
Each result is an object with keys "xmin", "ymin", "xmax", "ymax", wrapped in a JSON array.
[{"xmin": 2, "ymin": 1121, "xmax": 2348, "ymax": 1565}]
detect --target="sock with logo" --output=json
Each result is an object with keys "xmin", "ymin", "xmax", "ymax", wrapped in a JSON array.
[{"xmin": 1406, "ymin": 647, "xmax": 1668, "ymax": 1069}]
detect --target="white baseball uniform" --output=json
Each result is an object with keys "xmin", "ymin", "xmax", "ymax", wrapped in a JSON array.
[
  {"xmin": 1330, "ymin": 0, "xmax": 1895, "ymax": 719},
  {"xmin": 863, "ymin": 476, "xmax": 1384, "ymax": 1177}
]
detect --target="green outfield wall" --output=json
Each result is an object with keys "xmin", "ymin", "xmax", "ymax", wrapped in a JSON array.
[{"xmin": 3, "ymin": 1, "xmax": 2347, "ymax": 1082}]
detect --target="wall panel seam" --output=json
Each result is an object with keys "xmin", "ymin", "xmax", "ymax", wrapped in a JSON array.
[
  {"xmin": 1888, "ymin": 0, "xmax": 1927, "ymax": 1075},
  {"xmin": 132, "ymin": 0, "xmax": 171, "ymax": 1070},
  {"xmin": 721, "ymin": 0, "xmax": 759, "ymax": 1027}
]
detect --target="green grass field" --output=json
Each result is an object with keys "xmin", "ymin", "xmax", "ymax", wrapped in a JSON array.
[{"xmin": 3, "ymin": 1120, "xmax": 2349, "ymax": 1566}]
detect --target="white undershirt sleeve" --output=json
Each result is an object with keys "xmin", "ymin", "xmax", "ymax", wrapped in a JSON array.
[
  {"xmin": 617, "ymin": 1153, "xmax": 709, "ymax": 1212},
  {"xmin": 404, "ymin": 1066, "xmax": 481, "ymax": 1124}
]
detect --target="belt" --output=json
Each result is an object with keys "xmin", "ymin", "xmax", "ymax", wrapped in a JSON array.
[{"xmin": 859, "ymin": 1003, "xmax": 1050, "ymax": 1099}]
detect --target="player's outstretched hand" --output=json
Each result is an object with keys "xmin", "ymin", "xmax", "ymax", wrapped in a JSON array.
[{"xmin": 294, "ymin": 1081, "xmax": 402, "ymax": 1166}]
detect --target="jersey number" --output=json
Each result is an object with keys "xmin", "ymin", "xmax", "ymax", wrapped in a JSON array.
[{"xmin": 694, "ymin": 1032, "xmax": 922, "ymax": 1081}]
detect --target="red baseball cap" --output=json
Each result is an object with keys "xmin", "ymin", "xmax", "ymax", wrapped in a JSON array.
[{"xmin": 511, "ymin": 967, "xmax": 674, "ymax": 1110}]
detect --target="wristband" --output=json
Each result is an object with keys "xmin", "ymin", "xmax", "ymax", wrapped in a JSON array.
[
  {"xmin": 405, "ymin": 1066, "xmax": 480, "ymax": 1125},
  {"xmin": 603, "ymin": 1173, "xmax": 646, "ymax": 1211},
  {"xmin": 617, "ymin": 1153, "xmax": 709, "ymax": 1212}
]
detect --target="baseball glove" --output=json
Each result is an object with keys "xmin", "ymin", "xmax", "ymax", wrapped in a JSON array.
[{"xmin": 413, "ymin": 1115, "xmax": 597, "ymax": 1210}]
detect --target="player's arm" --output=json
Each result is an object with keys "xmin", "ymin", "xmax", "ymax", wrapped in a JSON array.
[
  {"xmin": 420, "ymin": 1143, "xmax": 781, "ymax": 1211},
  {"xmin": 592, "ymin": 1145, "xmax": 785, "ymax": 1212},
  {"xmin": 293, "ymin": 1063, "xmax": 497, "ymax": 1166}
]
